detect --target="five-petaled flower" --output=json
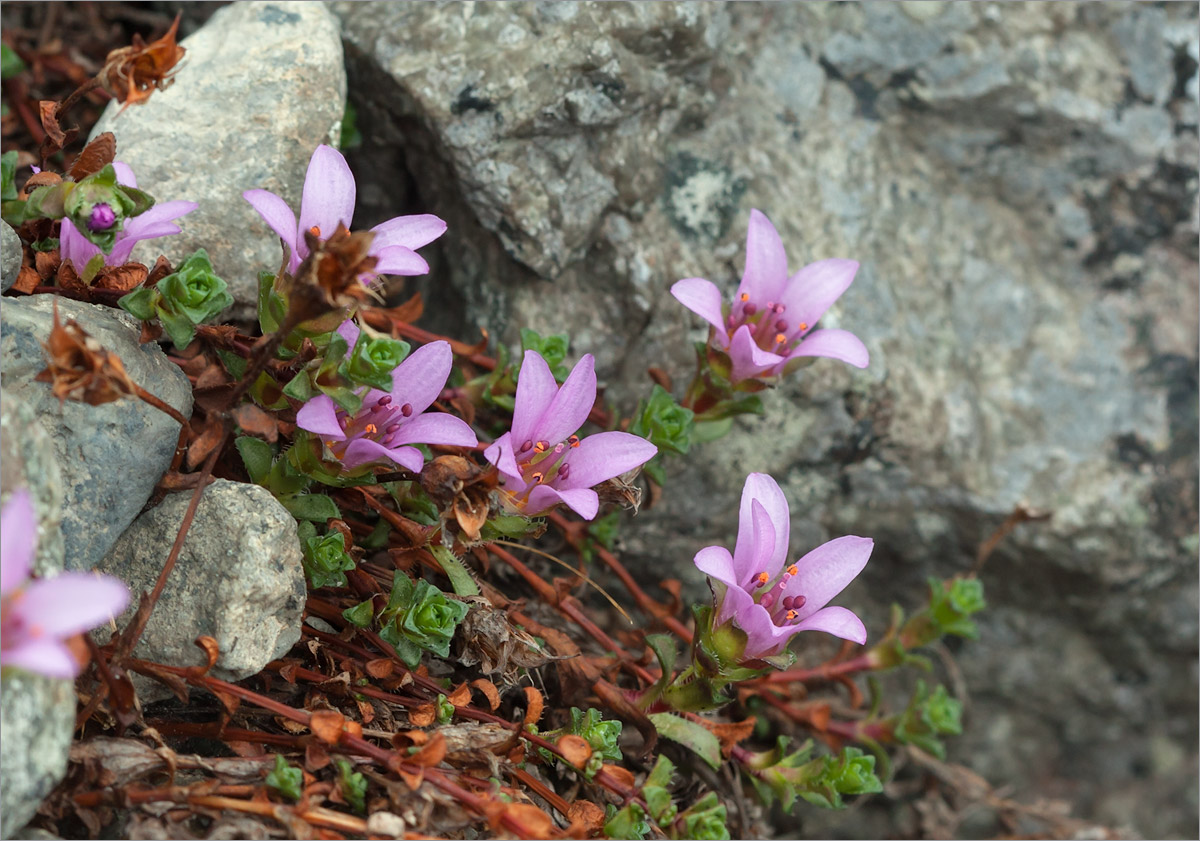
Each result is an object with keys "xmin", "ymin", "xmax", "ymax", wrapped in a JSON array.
[
  {"xmin": 1, "ymin": 489, "xmax": 129, "ymax": 679},
  {"xmin": 694, "ymin": 472, "xmax": 871, "ymax": 660},
  {"xmin": 671, "ymin": 209, "xmax": 869, "ymax": 383},
  {"xmin": 295, "ymin": 320, "xmax": 477, "ymax": 472},
  {"xmin": 60, "ymin": 161, "xmax": 197, "ymax": 269},
  {"xmin": 244, "ymin": 144, "xmax": 446, "ymax": 283},
  {"xmin": 484, "ymin": 351, "xmax": 659, "ymax": 521}
]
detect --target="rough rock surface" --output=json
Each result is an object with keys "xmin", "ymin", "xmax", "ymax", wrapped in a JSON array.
[
  {"xmin": 95, "ymin": 480, "xmax": 306, "ymax": 703},
  {"xmin": 337, "ymin": 2, "xmax": 1198, "ymax": 836},
  {"xmin": 1, "ymin": 389, "xmax": 65, "ymax": 576},
  {"xmin": 0, "ymin": 670, "xmax": 76, "ymax": 839},
  {"xmin": 0, "ymin": 295, "xmax": 192, "ymax": 571},
  {"xmin": 1, "ymin": 222, "xmax": 20, "ymax": 293},
  {"xmin": 91, "ymin": 0, "xmax": 347, "ymax": 320}
]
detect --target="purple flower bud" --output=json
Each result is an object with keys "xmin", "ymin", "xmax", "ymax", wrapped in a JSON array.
[{"xmin": 87, "ymin": 203, "xmax": 117, "ymax": 232}]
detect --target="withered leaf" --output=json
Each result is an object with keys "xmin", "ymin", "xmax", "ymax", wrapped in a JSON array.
[
  {"xmin": 231, "ymin": 403, "xmax": 279, "ymax": 443},
  {"xmin": 522, "ymin": 687, "xmax": 543, "ymax": 728},
  {"xmin": 35, "ymin": 303, "xmax": 139, "ymax": 406},
  {"xmin": 185, "ymin": 420, "xmax": 225, "ymax": 471},
  {"xmin": 556, "ymin": 734, "xmax": 592, "ymax": 769},
  {"xmin": 365, "ymin": 659, "xmax": 394, "ymax": 679},
  {"xmin": 33, "ymin": 250, "xmax": 58, "ymax": 281},
  {"xmin": 94, "ymin": 262, "xmax": 149, "ymax": 292},
  {"xmin": 599, "ymin": 764, "xmax": 636, "ymax": 789},
  {"xmin": 100, "ymin": 15, "xmax": 186, "ymax": 111},
  {"xmin": 409, "ymin": 732, "xmax": 447, "ymax": 768},
  {"xmin": 490, "ymin": 802, "xmax": 554, "ymax": 839},
  {"xmin": 70, "ymin": 737, "xmax": 168, "ymax": 788},
  {"xmin": 14, "ymin": 265, "xmax": 40, "ymax": 294},
  {"xmin": 566, "ymin": 800, "xmax": 607, "ymax": 838},
  {"xmin": 469, "ymin": 678, "xmax": 501, "ymax": 711},
  {"xmin": 68, "ymin": 132, "xmax": 117, "ymax": 180},
  {"xmin": 408, "ymin": 702, "xmax": 437, "ymax": 728},
  {"xmin": 446, "ymin": 682, "xmax": 471, "ymax": 708},
  {"xmin": 309, "ymin": 709, "xmax": 346, "ymax": 746}
]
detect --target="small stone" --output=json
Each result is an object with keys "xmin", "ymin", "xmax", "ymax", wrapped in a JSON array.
[
  {"xmin": 90, "ymin": 1, "xmax": 346, "ymax": 320},
  {"xmin": 1, "ymin": 222, "xmax": 21, "ymax": 293},
  {"xmin": 0, "ymin": 390, "xmax": 65, "ymax": 576},
  {"xmin": 366, "ymin": 812, "xmax": 406, "ymax": 839},
  {"xmin": 0, "ymin": 671, "xmax": 76, "ymax": 838},
  {"xmin": 0, "ymin": 295, "xmax": 192, "ymax": 571},
  {"xmin": 96, "ymin": 480, "xmax": 305, "ymax": 703}
]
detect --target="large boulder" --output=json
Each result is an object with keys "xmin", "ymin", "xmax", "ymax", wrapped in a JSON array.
[
  {"xmin": 336, "ymin": 2, "xmax": 1198, "ymax": 836},
  {"xmin": 91, "ymin": 1, "xmax": 347, "ymax": 320},
  {"xmin": 0, "ymin": 295, "xmax": 192, "ymax": 571}
]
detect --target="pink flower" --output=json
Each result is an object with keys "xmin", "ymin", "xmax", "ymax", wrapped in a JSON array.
[
  {"xmin": 60, "ymin": 161, "xmax": 198, "ymax": 269},
  {"xmin": 671, "ymin": 209, "xmax": 869, "ymax": 383},
  {"xmin": 694, "ymin": 473, "xmax": 871, "ymax": 660},
  {"xmin": 1, "ymin": 490, "xmax": 129, "ymax": 679},
  {"xmin": 295, "ymin": 321, "xmax": 477, "ymax": 472},
  {"xmin": 483, "ymin": 351, "xmax": 658, "ymax": 521},
  {"xmin": 243, "ymin": 144, "xmax": 445, "ymax": 282}
]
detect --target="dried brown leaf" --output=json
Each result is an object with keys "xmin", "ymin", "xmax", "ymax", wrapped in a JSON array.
[
  {"xmin": 35, "ymin": 302, "xmax": 139, "ymax": 406},
  {"xmin": 408, "ymin": 702, "xmax": 437, "ymax": 728},
  {"xmin": 231, "ymin": 403, "xmax": 279, "ymax": 443},
  {"xmin": 99, "ymin": 15, "xmax": 186, "ymax": 111},
  {"xmin": 94, "ymin": 262, "xmax": 148, "ymax": 292},
  {"xmin": 14, "ymin": 265, "xmax": 40, "ymax": 294},
  {"xmin": 522, "ymin": 687, "xmax": 544, "ymax": 728},
  {"xmin": 309, "ymin": 709, "xmax": 346, "ymax": 746},
  {"xmin": 556, "ymin": 735, "xmax": 592, "ymax": 769},
  {"xmin": 446, "ymin": 682, "xmax": 471, "ymax": 708},
  {"xmin": 68, "ymin": 132, "xmax": 117, "ymax": 180},
  {"xmin": 33, "ymin": 249, "xmax": 58, "ymax": 280},
  {"xmin": 470, "ymin": 678, "xmax": 501, "ymax": 711},
  {"xmin": 565, "ymin": 800, "xmax": 606, "ymax": 838},
  {"xmin": 365, "ymin": 659, "xmax": 394, "ymax": 679},
  {"xmin": 185, "ymin": 420, "xmax": 225, "ymax": 471},
  {"xmin": 409, "ymin": 732, "xmax": 447, "ymax": 768},
  {"xmin": 600, "ymin": 764, "xmax": 636, "ymax": 789}
]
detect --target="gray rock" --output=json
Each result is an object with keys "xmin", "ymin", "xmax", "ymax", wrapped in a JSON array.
[
  {"xmin": 95, "ymin": 480, "xmax": 305, "ymax": 703},
  {"xmin": 1, "ymin": 222, "xmax": 20, "ymax": 293},
  {"xmin": 0, "ymin": 390, "xmax": 65, "ymax": 576},
  {"xmin": 0, "ymin": 671, "xmax": 76, "ymax": 839},
  {"xmin": 91, "ymin": 1, "xmax": 346, "ymax": 320},
  {"xmin": 0, "ymin": 295, "xmax": 192, "ymax": 571},
  {"xmin": 339, "ymin": 1, "xmax": 1198, "ymax": 837}
]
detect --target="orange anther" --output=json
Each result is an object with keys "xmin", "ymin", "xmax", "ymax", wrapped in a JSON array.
[
  {"xmin": 798, "ymin": 321, "xmax": 808, "ymax": 332},
  {"xmin": 739, "ymin": 292, "xmax": 750, "ymax": 302},
  {"xmin": 310, "ymin": 225, "xmax": 321, "ymax": 237},
  {"xmin": 754, "ymin": 571, "xmax": 769, "ymax": 587},
  {"xmin": 774, "ymin": 333, "xmax": 787, "ymax": 345},
  {"xmin": 568, "ymin": 435, "xmax": 580, "ymax": 448},
  {"xmin": 531, "ymin": 472, "xmax": 544, "ymax": 484},
  {"xmin": 534, "ymin": 441, "xmax": 548, "ymax": 453},
  {"xmin": 786, "ymin": 610, "xmax": 798, "ymax": 621},
  {"xmin": 364, "ymin": 423, "xmax": 378, "ymax": 435},
  {"xmin": 786, "ymin": 564, "xmax": 798, "ymax": 577}
]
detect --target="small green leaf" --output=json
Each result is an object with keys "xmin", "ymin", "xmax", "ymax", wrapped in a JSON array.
[
  {"xmin": 648, "ymin": 713, "xmax": 722, "ymax": 770},
  {"xmin": 342, "ymin": 599, "xmax": 375, "ymax": 628},
  {"xmin": 1, "ymin": 45, "xmax": 26, "ymax": 80},
  {"xmin": 118, "ymin": 287, "xmax": 159, "ymax": 322},
  {"xmin": 235, "ymin": 436, "xmax": 274, "ymax": 485},
  {"xmin": 283, "ymin": 370, "xmax": 316, "ymax": 401},
  {"xmin": 429, "ymin": 545, "xmax": 480, "ymax": 596},
  {"xmin": 335, "ymin": 758, "xmax": 368, "ymax": 814},
  {"xmin": 283, "ymin": 493, "xmax": 341, "ymax": 523}
]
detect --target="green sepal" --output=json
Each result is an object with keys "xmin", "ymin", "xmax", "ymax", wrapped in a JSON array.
[
  {"xmin": 235, "ymin": 436, "xmax": 274, "ymax": 485},
  {"xmin": 648, "ymin": 713, "xmax": 721, "ymax": 770},
  {"xmin": 430, "ymin": 544, "xmax": 480, "ymax": 596}
]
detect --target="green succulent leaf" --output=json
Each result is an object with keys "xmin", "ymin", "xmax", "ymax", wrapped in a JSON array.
[
  {"xmin": 300, "ymin": 527, "xmax": 355, "ymax": 588},
  {"xmin": 649, "ymin": 713, "xmax": 721, "ymax": 770},
  {"xmin": 341, "ymin": 331, "xmax": 409, "ymax": 391},
  {"xmin": 335, "ymin": 758, "xmax": 368, "ymax": 814},
  {"xmin": 517, "ymin": 328, "xmax": 570, "ymax": 381},
  {"xmin": 264, "ymin": 754, "xmax": 303, "ymax": 801},
  {"xmin": 118, "ymin": 286, "xmax": 159, "ymax": 322},
  {"xmin": 342, "ymin": 599, "xmax": 375, "ymax": 628}
]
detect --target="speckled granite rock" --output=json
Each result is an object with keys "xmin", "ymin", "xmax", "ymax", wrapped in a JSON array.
[
  {"xmin": 95, "ymin": 480, "xmax": 305, "ymax": 703},
  {"xmin": 0, "ymin": 389, "xmax": 65, "ymax": 577},
  {"xmin": 337, "ymin": 2, "xmax": 1198, "ymax": 836},
  {"xmin": 91, "ymin": 0, "xmax": 347, "ymax": 320},
  {"xmin": 0, "ymin": 295, "xmax": 192, "ymax": 571},
  {"xmin": 1, "ymin": 222, "xmax": 21, "ymax": 293},
  {"xmin": 0, "ymin": 670, "xmax": 76, "ymax": 839}
]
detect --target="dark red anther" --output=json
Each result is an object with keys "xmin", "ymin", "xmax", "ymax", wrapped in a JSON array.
[{"xmin": 400, "ymin": 403, "xmax": 413, "ymax": 417}]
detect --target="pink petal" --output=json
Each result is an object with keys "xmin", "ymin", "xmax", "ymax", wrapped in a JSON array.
[
  {"xmin": 243, "ymin": 188, "xmax": 300, "ymax": 270},
  {"xmin": 784, "ymin": 328, "xmax": 869, "ymax": 369},
  {"xmin": 387, "ymin": 413, "xmax": 477, "ymax": 448},
  {"xmin": 484, "ymin": 433, "xmax": 523, "ymax": 481},
  {"xmin": 1, "ymin": 637, "xmax": 80, "ymax": 678},
  {"xmin": 524, "ymin": 485, "xmax": 599, "ymax": 520},
  {"xmin": 2, "ymin": 490, "xmax": 36, "ymax": 596},
  {"xmin": 728, "ymin": 324, "xmax": 783, "ymax": 383},
  {"xmin": 112, "ymin": 161, "xmax": 137, "ymax": 188},
  {"xmin": 296, "ymin": 394, "xmax": 346, "ymax": 440},
  {"xmin": 341, "ymin": 439, "xmax": 423, "ymax": 472},
  {"xmin": 733, "ymin": 473, "xmax": 790, "ymax": 588},
  {"xmin": 670, "ymin": 278, "xmax": 728, "ymax": 337},
  {"xmin": 693, "ymin": 545, "xmax": 737, "ymax": 590},
  {"xmin": 719, "ymin": 583, "xmax": 763, "ymax": 637},
  {"xmin": 18, "ymin": 572, "xmax": 129, "ymax": 637},
  {"xmin": 390, "ymin": 341, "xmax": 453, "ymax": 415},
  {"xmin": 511, "ymin": 351, "xmax": 559, "ymax": 451},
  {"xmin": 298, "ymin": 145, "xmax": 356, "ymax": 243},
  {"xmin": 60, "ymin": 220, "xmax": 100, "ymax": 271},
  {"xmin": 556, "ymin": 431, "xmax": 657, "ymax": 490},
  {"xmin": 735, "ymin": 209, "xmax": 789, "ymax": 305},
  {"xmin": 371, "ymin": 245, "xmax": 429, "ymax": 277},
  {"xmin": 124, "ymin": 200, "xmax": 198, "ymax": 231},
  {"xmin": 792, "ymin": 605, "xmax": 867, "ymax": 645},
  {"xmin": 777, "ymin": 259, "xmax": 859, "ymax": 337},
  {"xmin": 370, "ymin": 214, "xmax": 447, "ymax": 251},
  {"xmin": 336, "ymin": 319, "xmax": 360, "ymax": 348},
  {"xmin": 536, "ymin": 354, "xmax": 596, "ymax": 447},
  {"xmin": 738, "ymin": 499, "xmax": 778, "ymax": 591},
  {"xmin": 783, "ymin": 535, "xmax": 873, "ymax": 619}
]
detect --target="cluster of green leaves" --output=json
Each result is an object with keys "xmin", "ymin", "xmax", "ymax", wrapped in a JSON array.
[
  {"xmin": 264, "ymin": 754, "xmax": 303, "ymax": 801},
  {"xmin": 277, "ymin": 318, "xmax": 410, "ymax": 417},
  {"xmin": 536, "ymin": 707, "xmax": 623, "ymax": 779},
  {"xmin": 335, "ymin": 759, "xmax": 368, "ymax": 814},
  {"xmin": 235, "ymin": 437, "xmax": 344, "ymax": 521},
  {"xmin": 297, "ymin": 520, "xmax": 356, "ymax": 589},
  {"xmin": 604, "ymin": 755, "xmax": 730, "ymax": 840},
  {"xmin": 886, "ymin": 680, "xmax": 963, "ymax": 759},
  {"xmin": 119, "ymin": 250, "xmax": 233, "ymax": 347},
  {"xmin": 345, "ymin": 573, "xmax": 469, "ymax": 667},
  {"xmin": 743, "ymin": 739, "xmax": 883, "ymax": 812},
  {"xmin": 868, "ymin": 576, "xmax": 988, "ymax": 670},
  {"xmin": 628, "ymin": 385, "xmax": 694, "ymax": 484}
]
